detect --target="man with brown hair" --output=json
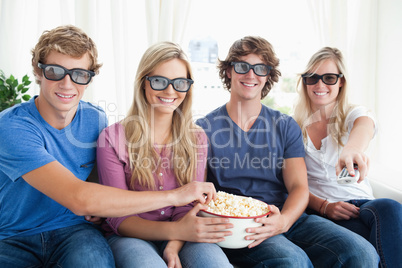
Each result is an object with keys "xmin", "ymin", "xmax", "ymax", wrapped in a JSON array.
[{"xmin": 197, "ymin": 36, "xmax": 379, "ymax": 267}]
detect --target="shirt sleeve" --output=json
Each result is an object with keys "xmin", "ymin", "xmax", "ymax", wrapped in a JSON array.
[
  {"xmin": 171, "ymin": 129, "xmax": 208, "ymax": 221},
  {"xmin": 283, "ymin": 116, "xmax": 306, "ymax": 159},
  {"xmin": 96, "ymin": 123, "xmax": 133, "ymax": 235},
  {"xmin": 0, "ymin": 116, "xmax": 55, "ymax": 181},
  {"xmin": 345, "ymin": 106, "xmax": 377, "ymax": 138}
]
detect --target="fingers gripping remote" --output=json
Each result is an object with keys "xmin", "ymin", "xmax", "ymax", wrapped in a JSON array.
[{"xmin": 337, "ymin": 164, "xmax": 359, "ymax": 184}]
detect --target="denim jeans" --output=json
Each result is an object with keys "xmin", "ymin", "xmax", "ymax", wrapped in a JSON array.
[
  {"xmin": 334, "ymin": 198, "xmax": 402, "ymax": 268},
  {"xmin": 0, "ymin": 223, "xmax": 115, "ymax": 268},
  {"xmin": 223, "ymin": 213, "xmax": 379, "ymax": 268},
  {"xmin": 107, "ymin": 235, "xmax": 233, "ymax": 268}
]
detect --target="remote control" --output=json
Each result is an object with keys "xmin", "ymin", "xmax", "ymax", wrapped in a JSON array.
[{"xmin": 337, "ymin": 164, "xmax": 359, "ymax": 184}]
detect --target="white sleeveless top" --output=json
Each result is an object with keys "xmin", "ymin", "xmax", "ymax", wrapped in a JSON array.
[{"xmin": 305, "ymin": 106, "xmax": 377, "ymax": 202}]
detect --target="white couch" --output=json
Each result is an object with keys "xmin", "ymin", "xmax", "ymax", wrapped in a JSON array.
[{"xmin": 371, "ymin": 179, "xmax": 402, "ymax": 203}]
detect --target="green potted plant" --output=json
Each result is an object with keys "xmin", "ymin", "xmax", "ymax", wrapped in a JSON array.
[{"xmin": 0, "ymin": 70, "xmax": 32, "ymax": 112}]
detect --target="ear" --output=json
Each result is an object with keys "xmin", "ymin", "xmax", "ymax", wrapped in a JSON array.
[
  {"xmin": 34, "ymin": 72, "xmax": 42, "ymax": 83},
  {"xmin": 226, "ymin": 67, "xmax": 232, "ymax": 79},
  {"xmin": 339, "ymin": 77, "xmax": 344, "ymax": 88}
]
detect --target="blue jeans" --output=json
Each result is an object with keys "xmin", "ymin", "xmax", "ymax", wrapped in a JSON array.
[
  {"xmin": 107, "ymin": 235, "xmax": 233, "ymax": 268},
  {"xmin": 334, "ymin": 198, "xmax": 402, "ymax": 268},
  {"xmin": 223, "ymin": 213, "xmax": 379, "ymax": 268},
  {"xmin": 0, "ymin": 223, "xmax": 115, "ymax": 268}
]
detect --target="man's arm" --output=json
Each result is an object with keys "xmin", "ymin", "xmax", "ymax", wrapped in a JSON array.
[
  {"xmin": 280, "ymin": 157, "xmax": 310, "ymax": 229},
  {"xmin": 246, "ymin": 157, "xmax": 309, "ymax": 248},
  {"xmin": 22, "ymin": 161, "xmax": 217, "ymax": 218}
]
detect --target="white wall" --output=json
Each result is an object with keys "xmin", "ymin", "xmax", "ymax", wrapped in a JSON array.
[{"xmin": 370, "ymin": 0, "xmax": 402, "ymax": 192}]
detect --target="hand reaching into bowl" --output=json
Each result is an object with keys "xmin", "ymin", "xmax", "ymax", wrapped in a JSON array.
[{"xmin": 168, "ymin": 181, "xmax": 217, "ymax": 207}]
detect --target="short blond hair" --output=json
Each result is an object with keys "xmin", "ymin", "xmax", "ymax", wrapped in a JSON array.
[{"xmin": 31, "ymin": 25, "xmax": 102, "ymax": 84}]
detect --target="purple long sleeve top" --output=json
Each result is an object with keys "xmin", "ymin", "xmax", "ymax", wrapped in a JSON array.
[{"xmin": 96, "ymin": 122, "xmax": 208, "ymax": 236}]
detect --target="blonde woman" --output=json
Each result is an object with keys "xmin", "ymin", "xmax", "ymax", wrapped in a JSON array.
[
  {"xmin": 294, "ymin": 47, "xmax": 402, "ymax": 267},
  {"xmin": 96, "ymin": 42, "xmax": 233, "ymax": 268}
]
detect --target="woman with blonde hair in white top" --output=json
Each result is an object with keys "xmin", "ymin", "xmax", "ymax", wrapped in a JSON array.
[{"xmin": 294, "ymin": 47, "xmax": 402, "ymax": 268}]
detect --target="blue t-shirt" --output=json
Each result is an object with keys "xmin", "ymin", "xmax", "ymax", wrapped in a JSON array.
[
  {"xmin": 196, "ymin": 104, "xmax": 305, "ymax": 207},
  {"xmin": 0, "ymin": 96, "xmax": 108, "ymax": 239}
]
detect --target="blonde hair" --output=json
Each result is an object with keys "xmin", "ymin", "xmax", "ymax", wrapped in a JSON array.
[
  {"xmin": 294, "ymin": 47, "xmax": 353, "ymax": 146},
  {"xmin": 31, "ymin": 25, "xmax": 102, "ymax": 84},
  {"xmin": 121, "ymin": 41, "xmax": 200, "ymax": 189}
]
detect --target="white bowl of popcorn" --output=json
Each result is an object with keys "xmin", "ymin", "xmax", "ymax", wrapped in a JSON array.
[{"xmin": 199, "ymin": 191, "xmax": 271, "ymax": 249}]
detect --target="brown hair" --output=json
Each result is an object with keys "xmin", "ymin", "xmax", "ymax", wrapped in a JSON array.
[{"xmin": 217, "ymin": 36, "xmax": 281, "ymax": 99}]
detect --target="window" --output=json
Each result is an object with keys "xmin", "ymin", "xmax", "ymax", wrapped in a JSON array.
[{"xmin": 184, "ymin": 0, "xmax": 320, "ymax": 117}]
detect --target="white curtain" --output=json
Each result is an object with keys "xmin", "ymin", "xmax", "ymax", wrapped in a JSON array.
[
  {"xmin": 145, "ymin": 0, "xmax": 193, "ymax": 45},
  {"xmin": 83, "ymin": 0, "xmax": 148, "ymax": 124},
  {"xmin": 307, "ymin": 0, "xmax": 378, "ymax": 110}
]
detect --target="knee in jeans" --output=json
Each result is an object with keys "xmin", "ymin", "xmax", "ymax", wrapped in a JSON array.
[
  {"xmin": 343, "ymin": 242, "xmax": 379, "ymax": 267},
  {"xmin": 70, "ymin": 239, "xmax": 114, "ymax": 266},
  {"xmin": 364, "ymin": 198, "xmax": 399, "ymax": 211}
]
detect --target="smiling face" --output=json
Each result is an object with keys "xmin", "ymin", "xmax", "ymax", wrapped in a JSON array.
[
  {"xmin": 227, "ymin": 53, "xmax": 269, "ymax": 103},
  {"xmin": 36, "ymin": 51, "xmax": 91, "ymax": 128},
  {"xmin": 306, "ymin": 59, "xmax": 343, "ymax": 112},
  {"xmin": 145, "ymin": 58, "xmax": 188, "ymax": 117}
]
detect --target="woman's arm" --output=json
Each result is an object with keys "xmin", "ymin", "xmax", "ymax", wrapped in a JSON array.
[
  {"xmin": 117, "ymin": 203, "xmax": 233, "ymax": 243},
  {"xmin": 336, "ymin": 116, "xmax": 375, "ymax": 181},
  {"xmin": 308, "ymin": 192, "xmax": 327, "ymax": 215},
  {"xmin": 163, "ymin": 240, "xmax": 184, "ymax": 268},
  {"xmin": 308, "ymin": 192, "xmax": 359, "ymax": 220}
]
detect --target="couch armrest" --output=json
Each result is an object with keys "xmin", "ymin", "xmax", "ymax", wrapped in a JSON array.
[{"xmin": 370, "ymin": 179, "xmax": 402, "ymax": 203}]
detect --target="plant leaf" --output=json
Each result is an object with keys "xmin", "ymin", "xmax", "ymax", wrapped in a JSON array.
[
  {"xmin": 0, "ymin": 71, "xmax": 32, "ymax": 110},
  {"xmin": 22, "ymin": 94, "xmax": 31, "ymax": 101},
  {"xmin": 12, "ymin": 79, "xmax": 18, "ymax": 87}
]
